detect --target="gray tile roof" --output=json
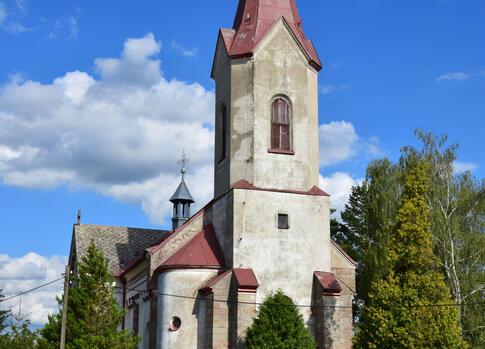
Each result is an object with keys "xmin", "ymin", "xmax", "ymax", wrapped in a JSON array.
[
  {"xmin": 170, "ymin": 180, "xmax": 194, "ymax": 203},
  {"xmin": 72, "ymin": 224, "xmax": 170, "ymax": 274}
]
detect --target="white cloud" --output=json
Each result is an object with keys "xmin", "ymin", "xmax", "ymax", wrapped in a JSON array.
[
  {"xmin": 49, "ymin": 16, "xmax": 78, "ymax": 40},
  {"xmin": 320, "ymin": 85, "xmax": 335, "ymax": 95},
  {"xmin": 95, "ymin": 33, "xmax": 162, "ymax": 86},
  {"xmin": 319, "ymin": 84, "xmax": 349, "ymax": 95},
  {"xmin": 0, "ymin": 253, "xmax": 67, "ymax": 325},
  {"xmin": 319, "ymin": 121, "xmax": 359, "ymax": 166},
  {"xmin": 319, "ymin": 121, "xmax": 382, "ymax": 167},
  {"xmin": 437, "ymin": 72, "xmax": 471, "ymax": 82},
  {"xmin": 170, "ymin": 40, "xmax": 198, "ymax": 57},
  {"xmin": 454, "ymin": 161, "xmax": 478, "ymax": 173},
  {"xmin": 0, "ymin": 33, "xmax": 215, "ymax": 225},
  {"xmin": 319, "ymin": 172, "xmax": 362, "ymax": 215}
]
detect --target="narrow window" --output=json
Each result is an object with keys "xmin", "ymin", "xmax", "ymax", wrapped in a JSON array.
[
  {"xmin": 219, "ymin": 104, "xmax": 227, "ymax": 163},
  {"xmin": 278, "ymin": 214, "xmax": 289, "ymax": 229},
  {"xmin": 271, "ymin": 98, "xmax": 291, "ymax": 150},
  {"xmin": 132, "ymin": 303, "xmax": 139, "ymax": 336}
]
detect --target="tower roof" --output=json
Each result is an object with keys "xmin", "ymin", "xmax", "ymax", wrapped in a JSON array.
[
  {"xmin": 222, "ymin": 0, "xmax": 322, "ymax": 71},
  {"xmin": 170, "ymin": 179, "xmax": 194, "ymax": 203}
]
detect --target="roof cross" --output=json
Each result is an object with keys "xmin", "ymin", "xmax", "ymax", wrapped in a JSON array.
[{"xmin": 177, "ymin": 150, "xmax": 189, "ymax": 179}]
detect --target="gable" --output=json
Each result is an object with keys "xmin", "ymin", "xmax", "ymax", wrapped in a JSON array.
[{"xmin": 159, "ymin": 223, "xmax": 225, "ymax": 268}]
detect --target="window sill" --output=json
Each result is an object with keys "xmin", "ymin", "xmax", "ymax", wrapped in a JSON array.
[{"xmin": 267, "ymin": 148, "xmax": 295, "ymax": 155}]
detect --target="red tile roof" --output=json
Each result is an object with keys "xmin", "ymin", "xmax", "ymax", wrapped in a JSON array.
[
  {"xmin": 233, "ymin": 268, "xmax": 259, "ymax": 293},
  {"xmin": 314, "ymin": 272, "xmax": 342, "ymax": 295},
  {"xmin": 159, "ymin": 224, "xmax": 225, "ymax": 268},
  {"xmin": 221, "ymin": 0, "xmax": 321, "ymax": 71}
]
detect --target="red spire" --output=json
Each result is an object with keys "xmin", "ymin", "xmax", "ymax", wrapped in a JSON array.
[{"xmin": 222, "ymin": 0, "xmax": 322, "ymax": 71}]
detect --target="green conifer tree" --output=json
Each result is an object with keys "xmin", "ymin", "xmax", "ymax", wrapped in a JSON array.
[
  {"xmin": 354, "ymin": 161, "xmax": 467, "ymax": 349},
  {"xmin": 39, "ymin": 241, "xmax": 140, "ymax": 349},
  {"xmin": 245, "ymin": 291, "xmax": 316, "ymax": 349}
]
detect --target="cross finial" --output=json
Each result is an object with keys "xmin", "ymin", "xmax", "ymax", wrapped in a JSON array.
[{"xmin": 177, "ymin": 150, "xmax": 189, "ymax": 179}]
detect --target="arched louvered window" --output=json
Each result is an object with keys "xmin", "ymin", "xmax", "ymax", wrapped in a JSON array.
[
  {"xmin": 271, "ymin": 98, "xmax": 291, "ymax": 150},
  {"xmin": 219, "ymin": 104, "xmax": 227, "ymax": 163}
]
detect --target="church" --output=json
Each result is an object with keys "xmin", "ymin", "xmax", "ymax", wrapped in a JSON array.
[{"xmin": 68, "ymin": 0, "xmax": 357, "ymax": 348}]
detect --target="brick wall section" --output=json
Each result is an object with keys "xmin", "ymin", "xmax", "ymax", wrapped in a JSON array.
[
  {"xmin": 204, "ymin": 272, "xmax": 232, "ymax": 349},
  {"xmin": 314, "ymin": 272, "xmax": 355, "ymax": 349},
  {"xmin": 236, "ymin": 292, "xmax": 257, "ymax": 348}
]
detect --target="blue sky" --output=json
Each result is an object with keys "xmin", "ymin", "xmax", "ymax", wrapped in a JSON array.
[{"xmin": 0, "ymin": 0, "xmax": 483, "ymax": 324}]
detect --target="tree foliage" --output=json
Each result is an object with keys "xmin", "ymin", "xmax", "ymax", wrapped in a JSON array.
[
  {"xmin": 332, "ymin": 130, "xmax": 484, "ymax": 347},
  {"xmin": 245, "ymin": 291, "xmax": 316, "ymax": 349},
  {"xmin": 331, "ymin": 158, "xmax": 401, "ymax": 319},
  {"xmin": 0, "ymin": 289, "xmax": 8, "ymax": 334},
  {"xmin": 354, "ymin": 161, "xmax": 467, "ymax": 348},
  {"xmin": 40, "ymin": 240, "xmax": 140, "ymax": 349},
  {"xmin": 0, "ymin": 308, "xmax": 40, "ymax": 348}
]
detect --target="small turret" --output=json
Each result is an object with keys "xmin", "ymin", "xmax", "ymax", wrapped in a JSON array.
[{"xmin": 170, "ymin": 151, "xmax": 194, "ymax": 230}]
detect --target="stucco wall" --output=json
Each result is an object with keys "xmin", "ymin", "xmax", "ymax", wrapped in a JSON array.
[
  {"xmin": 232, "ymin": 188, "xmax": 331, "ymax": 323},
  {"xmin": 212, "ymin": 20, "xmax": 320, "ymax": 196},
  {"xmin": 252, "ymin": 20, "xmax": 320, "ymax": 191},
  {"xmin": 156, "ymin": 270, "xmax": 218, "ymax": 349}
]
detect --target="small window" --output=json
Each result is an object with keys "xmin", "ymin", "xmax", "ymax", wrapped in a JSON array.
[
  {"xmin": 278, "ymin": 214, "xmax": 289, "ymax": 229},
  {"xmin": 219, "ymin": 104, "xmax": 227, "ymax": 163},
  {"xmin": 132, "ymin": 303, "xmax": 139, "ymax": 336},
  {"xmin": 170, "ymin": 316, "xmax": 182, "ymax": 331},
  {"xmin": 271, "ymin": 98, "xmax": 291, "ymax": 150}
]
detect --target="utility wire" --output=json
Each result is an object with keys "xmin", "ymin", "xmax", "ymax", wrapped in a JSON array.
[
  {"xmin": 113, "ymin": 285, "xmax": 485, "ymax": 310},
  {"xmin": 0, "ymin": 276, "xmax": 64, "ymax": 303}
]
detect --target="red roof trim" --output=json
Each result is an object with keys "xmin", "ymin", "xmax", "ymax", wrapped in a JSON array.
[
  {"xmin": 233, "ymin": 268, "xmax": 259, "ymax": 292},
  {"xmin": 314, "ymin": 272, "xmax": 342, "ymax": 295},
  {"xmin": 113, "ymin": 253, "xmax": 146, "ymax": 278},
  {"xmin": 148, "ymin": 199, "xmax": 215, "ymax": 254},
  {"xmin": 331, "ymin": 240, "xmax": 359, "ymax": 266},
  {"xmin": 227, "ymin": 0, "xmax": 322, "ymax": 71},
  {"xmin": 157, "ymin": 223, "xmax": 225, "ymax": 269},
  {"xmin": 234, "ymin": 180, "xmax": 330, "ymax": 197}
]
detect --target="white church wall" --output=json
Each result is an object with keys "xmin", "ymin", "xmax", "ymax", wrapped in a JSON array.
[
  {"xmin": 232, "ymin": 188, "xmax": 331, "ymax": 323},
  {"xmin": 156, "ymin": 269, "xmax": 218, "ymax": 349},
  {"xmin": 252, "ymin": 20, "xmax": 320, "ymax": 192}
]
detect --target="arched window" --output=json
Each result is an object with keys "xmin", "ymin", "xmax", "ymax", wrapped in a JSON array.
[
  {"xmin": 271, "ymin": 98, "xmax": 291, "ymax": 150},
  {"xmin": 219, "ymin": 104, "xmax": 227, "ymax": 163}
]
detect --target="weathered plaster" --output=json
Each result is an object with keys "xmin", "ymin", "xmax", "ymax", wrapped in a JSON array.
[
  {"xmin": 233, "ymin": 188, "xmax": 331, "ymax": 324},
  {"xmin": 157, "ymin": 270, "xmax": 218, "ymax": 349}
]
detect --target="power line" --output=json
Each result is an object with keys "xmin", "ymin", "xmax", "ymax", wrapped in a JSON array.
[
  {"xmin": 113, "ymin": 286, "xmax": 485, "ymax": 310},
  {"xmin": 0, "ymin": 276, "xmax": 64, "ymax": 303}
]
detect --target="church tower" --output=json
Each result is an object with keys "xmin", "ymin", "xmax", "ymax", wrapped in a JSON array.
[{"xmin": 212, "ymin": 0, "xmax": 322, "ymax": 198}]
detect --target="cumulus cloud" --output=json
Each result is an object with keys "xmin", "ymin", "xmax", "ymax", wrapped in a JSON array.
[
  {"xmin": 319, "ymin": 172, "xmax": 362, "ymax": 215},
  {"xmin": 437, "ymin": 72, "xmax": 471, "ymax": 82},
  {"xmin": 0, "ymin": 253, "xmax": 67, "ymax": 325},
  {"xmin": 454, "ymin": 161, "xmax": 478, "ymax": 173},
  {"xmin": 319, "ymin": 121, "xmax": 382, "ymax": 167},
  {"xmin": 319, "ymin": 121, "xmax": 359, "ymax": 166},
  {"xmin": 170, "ymin": 40, "xmax": 198, "ymax": 57},
  {"xmin": 0, "ymin": 33, "xmax": 215, "ymax": 224}
]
